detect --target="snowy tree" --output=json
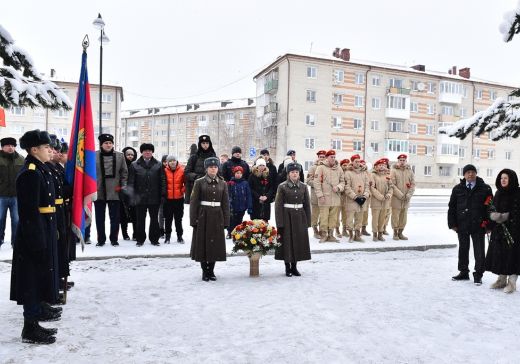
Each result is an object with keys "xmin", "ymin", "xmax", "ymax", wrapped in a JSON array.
[
  {"xmin": 440, "ymin": 2, "xmax": 520, "ymax": 141},
  {"xmin": 0, "ymin": 24, "xmax": 71, "ymax": 110}
]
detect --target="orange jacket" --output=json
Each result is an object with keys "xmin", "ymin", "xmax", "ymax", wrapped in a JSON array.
[{"xmin": 163, "ymin": 165, "xmax": 185, "ymax": 200}]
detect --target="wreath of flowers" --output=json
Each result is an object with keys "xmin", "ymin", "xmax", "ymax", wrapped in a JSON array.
[{"xmin": 231, "ymin": 219, "xmax": 280, "ymax": 257}]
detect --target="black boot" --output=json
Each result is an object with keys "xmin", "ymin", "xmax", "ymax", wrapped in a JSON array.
[
  {"xmin": 164, "ymin": 234, "xmax": 171, "ymax": 244},
  {"xmin": 285, "ymin": 263, "xmax": 292, "ymax": 277},
  {"xmin": 41, "ymin": 302, "xmax": 63, "ymax": 314},
  {"xmin": 201, "ymin": 262, "xmax": 210, "ymax": 282},
  {"xmin": 159, "ymin": 228, "xmax": 165, "ymax": 239},
  {"xmin": 38, "ymin": 305, "xmax": 62, "ymax": 322},
  {"xmin": 291, "ymin": 262, "xmax": 301, "ymax": 276},
  {"xmin": 122, "ymin": 226, "xmax": 130, "ymax": 240},
  {"xmin": 208, "ymin": 262, "xmax": 217, "ymax": 281},
  {"xmin": 37, "ymin": 322, "xmax": 58, "ymax": 336},
  {"xmin": 177, "ymin": 235, "xmax": 184, "ymax": 244},
  {"xmin": 22, "ymin": 319, "xmax": 56, "ymax": 344},
  {"xmin": 452, "ymin": 271, "xmax": 470, "ymax": 281}
]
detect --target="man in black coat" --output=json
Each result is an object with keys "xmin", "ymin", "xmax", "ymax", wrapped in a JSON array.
[
  {"xmin": 448, "ymin": 164, "xmax": 493, "ymax": 285},
  {"xmin": 221, "ymin": 146, "xmax": 250, "ymax": 182},
  {"xmin": 128, "ymin": 143, "xmax": 163, "ymax": 246},
  {"xmin": 184, "ymin": 135, "xmax": 216, "ymax": 203},
  {"xmin": 10, "ymin": 129, "xmax": 61, "ymax": 344},
  {"xmin": 259, "ymin": 148, "xmax": 278, "ymax": 189},
  {"xmin": 277, "ymin": 149, "xmax": 305, "ymax": 184}
]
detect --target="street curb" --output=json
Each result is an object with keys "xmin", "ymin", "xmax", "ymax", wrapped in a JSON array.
[{"xmin": 0, "ymin": 243, "xmax": 457, "ymax": 263}]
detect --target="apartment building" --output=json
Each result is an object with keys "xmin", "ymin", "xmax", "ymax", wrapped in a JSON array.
[
  {"xmin": 120, "ymin": 98, "xmax": 261, "ymax": 163},
  {"xmin": 254, "ymin": 49, "xmax": 520, "ymax": 188},
  {"xmin": 0, "ymin": 78, "xmax": 123, "ymax": 149}
]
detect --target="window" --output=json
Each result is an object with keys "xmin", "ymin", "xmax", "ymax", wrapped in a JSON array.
[
  {"xmin": 486, "ymin": 168, "xmax": 493, "ymax": 177},
  {"xmin": 334, "ymin": 69, "xmax": 344, "ymax": 83},
  {"xmin": 387, "ymin": 95, "xmax": 407, "ymax": 109},
  {"xmin": 161, "ymin": 130, "xmax": 167, "ymax": 136},
  {"xmin": 371, "ymin": 120, "xmax": 380, "ymax": 131},
  {"xmin": 457, "ymin": 167, "xmax": 464, "ymax": 176},
  {"xmin": 332, "ymin": 116, "xmax": 342, "ymax": 128},
  {"xmin": 331, "ymin": 139, "xmax": 342, "ymax": 150},
  {"xmin": 506, "ymin": 151, "xmax": 512, "ymax": 160},
  {"xmin": 198, "ymin": 116, "xmax": 208, "ymax": 127},
  {"xmin": 102, "ymin": 93, "xmax": 113, "ymax": 103},
  {"xmin": 355, "ymin": 73, "xmax": 365, "ymax": 84},
  {"xmin": 225, "ymin": 112, "xmax": 235, "ymax": 125},
  {"xmin": 459, "ymin": 107, "xmax": 466, "ymax": 118},
  {"xmin": 475, "ymin": 89, "xmax": 483, "ymax": 99},
  {"xmin": 427, "ymin": 82, "xmax": 436, "ymax": 93},
  {"xmin": 424, "ymin": 166, "xmax": 432, "ymax": 176},
  {"xmin": 425, "ymin": 125, "xmax": 434, "ymax": 135},
  {"xmin": 462, "ymin": 86, "xmax": 468, "ymax": 98},
  {"xmin": 411, "ymin": 80, "xmax": 420, "ymax": 91},
  {"xmin": 441, "ymin": 106, "xmax": 454, "ymax": 115},
  {"xmin": 101, "ymin": 112, "xmax": 111, "ymax": 120},
  {"xmin": 372, "ymin": 75, "xmax": 381, "ymax": 86},
  {"xmin": 409, "ymin": 143, "xmax": 417, "ymax": 155},
  {"xmin": 410, "ymin": 102, "xmax": 418, "ymax": 113},
  {"xmin": 306, "ymin": 90, "xmax": 316, "ymax": 102},
  {"xmin": 411, "ymin": 165, "xmax": 416, "ymax": 174},
  {"xmin": 354, "ymin": 95, "xmax": 364, "ymax": 107},
  {"xmin": 305, "ymin": 114, "xmax": 316, "ymax": 126},
  {"xmin": 439, "ymin": 166, "xmax": 451, "ymax": 177},
  {"xmin": 490, "ymin": 90, "xmax": 497, "ymax": 100},
  {"xmin": 10, "ymin": 106, "xmax": 25, "ymax": 116},
  {"xmin": 474, "ymin": 148, "xmax": 481, "ymax": 158},
  {"xmin": 426, "ymin": 145, "xmax": 434, "ymax": 156},
  {"xmin": 508, "ymin": 95, "xmax": 515, "ymax": 102},
  {"xmin": 55, "ymin": 109, "xmax": 69, "ymax": 118},
  {"xmin": 333, "ymin": 93, "xmax": 343, "ymax": 105},
  {"xmin": 307, "ymin": 66, "xmax": 317, "ymax": 79},
  {"xmin": 426, "ymin": 104, "xmax": 435, "ymax": 115},
  {"xmin": 170, "ymin": 141, "xmax": 175, "ymax": 147},
  {"xmin": 33, "ymin": 108, "xmax": 45, "ymax": 118},
  {"xmin": 52, "ymin": 127, "xmax": 67, "ymax": 137},
  {"xmin": 409, "ymin": 123, "xmax": 417, "ymax": 134},
  {"xmin": 440, "ymin": 144, "xmax": 458, "ymax": 156},
  {"xmin": 305, "ymin": 138, "xmax": 315, "ymax": 149},
  {"xmin": 439, "ymin": 81, "xmax": 462, "ymax": 95},
  {"xmin": 487, "ymin": 149, "xmax": 495, "ymax": 159},
  {"xmin": 10, "ymin": 125, "xmax": 24, "ymax": 134},
  {"xmin": 353, "ymin": 141, "xmax": 362, "ymax": 152},
  {"xmin": 304, "ymin": 161, "xmax": 314, "ymax": 171},
  {"xmin": 371, "ymin": 97, "xmax": 381, "ymax": 109},
  {"xmin": 389, "ymin": 78, "xmax": 403, "ymax": 88},
  {"xmin": 161, "ymin": 141, "xmax": 168, "ymax": 147},
  {"xmin": 458, "ymin": 146, "xmax": 466, "ymax": 159},
  {"xmin": 370, "ymin": 142, "xmax": 379, "ymax": 153},
  {"xmin": 353, "ymin": 118, "xmax": 362, "ymax": 130},
  {"xmin": 385, "ymin": 139, "xmax": 408, "ymax": 152},
  {"xmin": 388, "ymin": 120, "xmax": 403, "ymax": 132}
]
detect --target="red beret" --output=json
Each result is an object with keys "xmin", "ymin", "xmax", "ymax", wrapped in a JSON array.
[
  {"xmin": 232, "ymin": 166, "xmax": 244, "ymax": 174},
  {"xmin": 397, "ymin": 154, "xmax": 407, "ymax": 160},
  {"xmin": 381, "ymin": 158, "xmax": 389, "ymax": 163},
  {"xmin": 350, "ymin": 154, "xmax": 361, "ymax": 162},
  {"xmin": 325, "ymin": 150, "xmax": 336, "ymax": 157},
  {"xmin": 317, "ymin": 150, "xmax": 327, "ymax": 156},
  {"xmin": 374, "ymin": 159, "xmax": 384, "ymax": 166},
  {"xmin": 360, "ymin": 160, "xmax": 366, "ymax": 164},
  {"xmin": 340, "ymin": 159, "xmax": 350, "ymax": 166}
]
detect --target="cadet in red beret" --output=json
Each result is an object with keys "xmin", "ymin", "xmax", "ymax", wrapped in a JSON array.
[
  {"xmin": 350, "ymin": 154, "xmax": 361, "ymax": 162},
  {"xmin": 307, "ymin": 150, "xmax": 327, "ymax": 238},
  {"xmin": 390, "ymin": 153, "xmax": 415, "ymax": 240}
]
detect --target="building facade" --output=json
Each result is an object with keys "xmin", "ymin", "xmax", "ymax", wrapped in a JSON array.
[
  {"xmin": 120, "ymin": 98, "xmax": 262, "ymax": 163},
  {"xmin": 0, "ymin": 79, "xmax": 123, "ymax": 149},
  {"xmin": 254, "ymin": 50, "xmax": 520, "ymax": 188}
]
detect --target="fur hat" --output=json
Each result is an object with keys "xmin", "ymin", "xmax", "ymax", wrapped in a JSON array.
[
  {"xmin": 231, "ymin": 146, "xmax": 242, "ymax": 154},
  {"xmin": 286, "ymin": 162, "xmax": 301, "ymax": 173},
  {"xmin": 463, "ymin": 164, "xmax": 477, "ymax": 175},
  {"xmin": 161, "ymin": 154, "xmax": 168, "ymax": 163},
  {"xmin": 19, "ymin": 129, "xmax": 51, "ymax": 149},
  {"xmin": 60, "ymin": 142, "xmax": 69, "ymax": 153},
  {"xmin": 350, "ymin": 154, "xmax": 361, "ymax": 162},
  {"xmin": 0, "ymin": 137, "xmax": 17, "ymax": 147},
  {"xmin": 286, "ymin": 149, "xmax": 296, "ymax": 156},
  {"xmin": 204, "ymin": 157, "xmax": 220, "ymax": 169},
  {"xmin": 232, "ymin": 166, "xmax": 244, "ymax": 175},
  {"xmin": 199, "ymin": 135, "xmax": 211, "ymax": 144},
  {"xmin": 260, "ymin": 148, "xmax": 269, "ymax": 156},
  {"xmin": 49, "ymin": 134, "xmax": 61, "ymax": 151},
  {"xmin": 98, "ymin": 133, "xmax": 114, "ymax": 145},
  {"xmin": 255, "ymin": 158, "xmax": 267, "ymax": 167},
  {"xmin": 140, "ymin": 143, "xmax": 155, "ymax": 153}
]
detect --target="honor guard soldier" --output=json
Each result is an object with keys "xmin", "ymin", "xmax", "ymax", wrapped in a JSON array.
[{"xmin": 10, "ymin": 130, "xmax": 62, "ymax": 344}]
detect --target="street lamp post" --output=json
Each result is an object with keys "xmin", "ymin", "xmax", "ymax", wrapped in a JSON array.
[{"xmin": 93, "ymin": 13, "xmax": 109, "ymax": 136}]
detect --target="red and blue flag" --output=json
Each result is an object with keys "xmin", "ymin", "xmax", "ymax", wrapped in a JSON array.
[{"xmin": 65, "ymin": 50, "xmax": 97, "ymax": 249}]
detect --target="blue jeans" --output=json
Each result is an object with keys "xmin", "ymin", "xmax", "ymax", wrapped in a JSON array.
[{"xmin": 0, "ymin": 196, "xmax": 18, "ymax": 246}]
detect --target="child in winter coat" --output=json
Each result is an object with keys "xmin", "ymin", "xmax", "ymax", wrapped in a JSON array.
[{"xmin": 227, "ymin": 166, "xmax": 253, "ymax": 238}]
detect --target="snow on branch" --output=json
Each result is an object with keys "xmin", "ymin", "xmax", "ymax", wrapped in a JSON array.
[
  {"xmin": 500, "ymin": 1, "xmax": 520, "ymax": 42},
  {"xmin": 0, "ymin": 24, "xmax": 71, "ymax": 110},
  {"xmin": 439, "ymin": 98, "xmax": 520, "ymax": 140}
]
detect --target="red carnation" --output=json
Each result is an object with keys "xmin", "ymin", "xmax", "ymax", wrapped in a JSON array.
[
  {"xmin": 481, "ymin": 220, "xmax": 489, "ymax": 228},
  {"xmin": 406, "ymin": 183, "xmax": 411, "ymax": 188},
  {"xmin": 228, "ymin": 181, "xmax": 235, "ymax": 186},
  {"xmin": 484, "ymin": 196, "xmax": 492, "ymax": 206}
]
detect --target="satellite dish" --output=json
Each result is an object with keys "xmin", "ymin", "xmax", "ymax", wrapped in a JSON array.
[{"xmin": 417, "ymin": 82, "xmax": 425, "ymax": 91}]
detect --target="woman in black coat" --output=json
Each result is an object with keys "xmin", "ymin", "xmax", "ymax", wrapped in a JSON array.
[
  {"xmin": 184, "ymin": 135, "xmax": 216, "ymax": 203},
  {"xmin": 485, "ymin": 168, "xmax": 520, "ymax": 293},
  {"xmin": 248, "ymin": 158, "xmax": 275, "ymax": 222}
]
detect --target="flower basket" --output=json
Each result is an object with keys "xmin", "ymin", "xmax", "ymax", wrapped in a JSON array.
[{"xmin": 231, "ymin": 219, "xmax": 280, "ymax": 277}]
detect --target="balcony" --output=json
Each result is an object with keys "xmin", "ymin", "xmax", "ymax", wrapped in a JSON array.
[
  {"xmin": 439, "ymin": 92, "xmax": 462, "ymax": 104},
  {"xmin": 385, "ymin": 130, "xmax": 409, "ymax": 140},
  {"xmin": 436, "ymin": 154, "xmax": 459, "ymax": 164},
  {"xmin": 385, "ymin": 94, "xmax": 410, "ymax": 119},
  {"xmin": 436, "ymin": 135, "xmax": 460, "ymax": 164},
  {"xmin": 264, "ymin": 102, "xmax": 278, "ymax": 115},
  {"xmin": 263, "ymin": 113, "xmax": 277, "ymax": 127},
  {"xmin": 438, "ymin": 114, "xmax": 459, "ymax": 123},
  {"xmin": 385, "ymin": 107, "xmax": 410, "ymax": 120},
  {"xmin": 439, "ymin": 81, "xmax": 463, "ymax": 104},
  {"xmin": 387, "ymin": 87, "xmax": 411, "ymax": 95},
  {"xmin": 264, "ymin": 79, "xmax": 279, "ymax": 94}
]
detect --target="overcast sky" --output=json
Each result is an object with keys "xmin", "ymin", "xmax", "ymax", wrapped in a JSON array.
[{"xmin": 2, "ymin": 0, "xmax": 520, "ymax": 110}]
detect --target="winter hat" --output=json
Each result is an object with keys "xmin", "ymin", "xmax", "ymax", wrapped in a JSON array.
[
  {"xmin": 140, "ymin": 143, "xmax": 155, "ymax": 153},
  {"xmin": 286, "ymin": 149, "xmax": 296, "ymax": 156},
  {"xmin": 286, "ymin": 162, "xmax": 301, "ymax": 173},
  {"xmin": 462, "ymin": 164, "xmax": 477, "ymax": 175},
  {"xmin": 231, "ymin": 146, "xmax": 242, "ymax": 154},
  {"xmin": 199, "ymin": 135, "xmax": 211, "ymax": 144},
  {"xmin": 0, "ymin": 137, "xmax": 17, "ymax": 147},
  {"xmin": 98, "ymin": 133, "xmax": 114, "ymax": 144},
  {"xmin": 350, "ymin": 154, "xmax": 361, "ymax": 162},
  {"xmin": 122, "ymin": 146, "xmax": 137, "ymax": 158},
  {"xmin": 60, "ymin": 142, "xmax": 69, "ymax": 153},
  {"xmin": 232, "ymin": 166, "xmax": 244, "ymax": 175},
  {"xmin": 19, "ymin": 129, "xmax": 51, "ymax": 149},
  {"xmin": 166, "ymin": 155, "xmax": 177, "ymax": 162},
  {"xmin": 397, "ymin": 154, "xmax": 407, "ymax": 160},
  {"xmin": 316, "ymin": 150, "xmax": 327, "ymax": 157},
  {"xmin": 260, "ymin": 148, "xmax": 269, "ymax": 156},
  {"xmin": 255, "ymin": 158, "xmax": 267, "ymax": 167},
  {"xmin": 374, "ymin": 159, "xmax": 385, "ymax": 167},
  {"xmin": 49, "ymin": 134, "xmax": 61, "ymax": 152},
  {"xmin": 325, "ymin": 150, "xmax": 336, "ymax": 157},
  {"xmin": 204, "ymin": 157, "xmax": 220, "ymax": 169},
  {"xmin": 340, "ymin": 159, "xmax": 350, "ymax": 166},
  {"xmin": 161, "ymin": 154, "xmax": 168, "ymax": 163}
]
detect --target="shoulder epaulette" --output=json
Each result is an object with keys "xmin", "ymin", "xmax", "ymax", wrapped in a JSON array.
[{"xmin": 28, "ymin": 163, "xmax": 36, "ymax": 170}]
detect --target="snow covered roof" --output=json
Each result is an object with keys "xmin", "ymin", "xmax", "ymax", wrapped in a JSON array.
[
  {"xmin": 122, "ymin": 97, "xmax": 256, "ymax": 119},
  {"xmin": 254, "ymin": 52, "xmax": 519, "ymax": 90}
]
